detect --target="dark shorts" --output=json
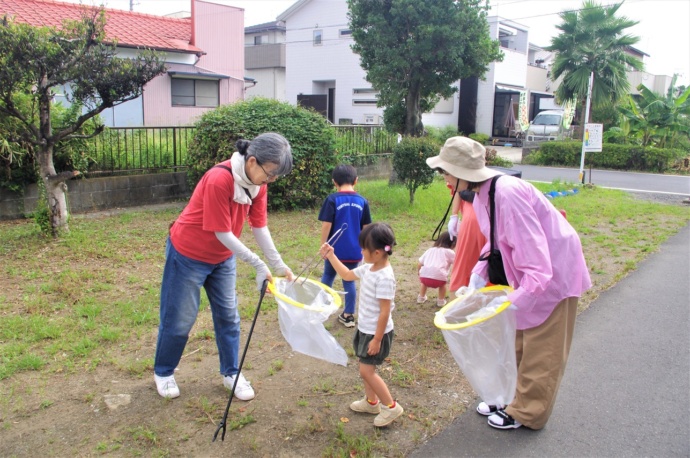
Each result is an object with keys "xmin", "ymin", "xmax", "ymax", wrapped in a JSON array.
[
  {"xmin": 353, "ymin": 329, "xmax": 394, "ymax": 366},
  {"xmin": 420, "ymin": 277, "xmax": 446, "ymax": 288}
]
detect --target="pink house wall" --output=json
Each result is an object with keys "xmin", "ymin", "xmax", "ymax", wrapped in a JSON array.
[{"xmin": 143, "ymin": 1, "xmax": 245, "ymax": 126}]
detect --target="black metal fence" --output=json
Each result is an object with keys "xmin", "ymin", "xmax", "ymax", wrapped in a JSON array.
[
  {"xmin": 84, "ymin": 125, "xmax": 396, "ymax": 176},
  {"xmin": 85, "ymin": 126, "xmax": 196, "ymax": 177}
]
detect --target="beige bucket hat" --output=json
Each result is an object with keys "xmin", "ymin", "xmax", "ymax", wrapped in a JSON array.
[{"xmin": 426, "ymin": 136, "xmax": 502, "ymax": 182}]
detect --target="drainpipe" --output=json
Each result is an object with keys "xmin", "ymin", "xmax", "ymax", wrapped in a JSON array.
[{"xmin": 190, "ymin": 0, "xmax": 195, "ymax": 46}]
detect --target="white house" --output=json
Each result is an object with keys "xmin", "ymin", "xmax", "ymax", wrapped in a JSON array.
[
  {"xmin": 277, "ymin": 0, "xmax": 552, "ymax": 140},
  {"xmin": 245, "ymin": 21, "xmax": 287, "ymax": 101}
]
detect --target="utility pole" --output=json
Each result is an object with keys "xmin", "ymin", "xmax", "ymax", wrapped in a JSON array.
[{"xmin": 578, "ymin": 71, "xmax": 594, "ymax": 184}]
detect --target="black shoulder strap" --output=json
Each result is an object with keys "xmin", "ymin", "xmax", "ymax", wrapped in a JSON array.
[
  {"xmin": 214, "ymin": 164, "xmax": 233, "ymax": 173},
  {"xmin": 488, "ymin": 175, "xmax": 501, "ymax": 252},
  {"xmin": 213, "ymin": 164, "xmax": 252, "ymax": 202}
]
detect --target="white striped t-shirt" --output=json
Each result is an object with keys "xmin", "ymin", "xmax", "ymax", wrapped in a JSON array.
[{"xmin": 352, "ymin": 263, "xmax": 396, "ymax": 335}]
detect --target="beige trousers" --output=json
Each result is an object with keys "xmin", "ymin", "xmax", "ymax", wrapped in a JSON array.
[{"xmin": 505, "ymin": 296, "xmax": 579, "ymax": 430}]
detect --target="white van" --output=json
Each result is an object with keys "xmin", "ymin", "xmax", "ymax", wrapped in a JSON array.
[{"xmin": 524, "ymin": 110, "xmax": 570, "ymax": 144}]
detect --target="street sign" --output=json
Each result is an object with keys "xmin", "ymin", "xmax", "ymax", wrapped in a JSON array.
[{"xmin": 584, "ymin": 123, "xmax": 603, "ymax": 152}]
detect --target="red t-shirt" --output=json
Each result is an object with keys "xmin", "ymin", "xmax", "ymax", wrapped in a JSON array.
[{"xmin": 170, "ymin": 160, "xmax": 268, "ymax": 264}]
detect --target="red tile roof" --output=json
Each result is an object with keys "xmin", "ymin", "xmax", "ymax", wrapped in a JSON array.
[{"xmin": 0, "ymin": 0, "xmax": 203, "ymax": 54}]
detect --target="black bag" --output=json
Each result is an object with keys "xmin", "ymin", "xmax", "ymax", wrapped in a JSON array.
[{"xmin": 478, "ymin": 176, "xmax": 509, "ymax": 286}]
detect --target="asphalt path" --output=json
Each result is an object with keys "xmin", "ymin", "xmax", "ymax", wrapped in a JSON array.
[
  {"xmin": 410, "ymin": 224, "xmax": 690, "ymax": 457},
  {"xmin": 514, "ymin": 164, "xmax": 690, "ymax": 196}
]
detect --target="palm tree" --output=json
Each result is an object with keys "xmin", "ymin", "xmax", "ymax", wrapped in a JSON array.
[{"xmin": 546, "ymin": 1, "xmax": 644, "ymax": 127}]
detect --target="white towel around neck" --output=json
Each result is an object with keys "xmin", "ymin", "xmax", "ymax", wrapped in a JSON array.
[{"xmin": 230, "ymin": 152, "xmax": 261, "ymax": 205}]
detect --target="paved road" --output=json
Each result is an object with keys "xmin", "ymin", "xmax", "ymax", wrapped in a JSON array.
[
  {"xmin": 515, "ymin": 164, "xmax": 690, "ymax": 195},
  {"xmin": 410, "ymin": 223, "xmax": 690, "ymax": 457},
  {"xmin": 492, "ymin": 146, "xmax": 690, "ymax": 195}
]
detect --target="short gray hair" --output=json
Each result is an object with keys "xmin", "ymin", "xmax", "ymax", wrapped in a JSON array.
[{"xmin": 236, "ymin": 132, "xmax": 293, "ymax": 176}]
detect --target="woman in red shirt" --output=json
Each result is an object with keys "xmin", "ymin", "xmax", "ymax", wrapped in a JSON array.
[{"xmin": 154, "ymin": 132, "xmax": 294, "ymax": 401}]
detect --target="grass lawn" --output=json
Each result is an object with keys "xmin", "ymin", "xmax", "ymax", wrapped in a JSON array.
[{"xmin": 0, "ymin": 177, "xmax": 688, "ymax": 456}]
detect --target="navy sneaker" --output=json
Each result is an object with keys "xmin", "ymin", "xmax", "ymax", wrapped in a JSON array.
[
  {"xmin": 488, "ymin": 410, "xmax": 522, "ymax": 430},
  {"xmin": 338, "ymin": 313, "xmax": 356, "ymax": 328}
]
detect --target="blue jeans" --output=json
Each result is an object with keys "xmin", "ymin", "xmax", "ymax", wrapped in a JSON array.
[
  {"xmin": 321, "ymin": 259, "xmax": 359, "ymax": 315},
  {"xmin": 154, "ymin": 239, "xmax": 241, "ymax": 377}
]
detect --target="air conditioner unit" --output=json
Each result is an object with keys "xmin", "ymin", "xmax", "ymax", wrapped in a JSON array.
[{"xmin": 363, "ymin": 114, "xmax": 380, "ymax": 124}]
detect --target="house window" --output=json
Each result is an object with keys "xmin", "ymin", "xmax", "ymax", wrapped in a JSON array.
[
  {"xmin": 339, "ymin": 29, "xmax": 352, "ymax": 38},
  {"xmin": 353, "ymin": 88, "xmax": 377, "ymax": 95},
  {"xmin": 254, "ymin": 35, "xmax": 268, "ymax": 45},
  {"xmin": 313, "ymin": 30, "xmax": 323, "ymax": 46},
  {"xmin": 352, "ymin": 99, "xmax": 377, "ymax": 106},
  {"xmin": 171, "ymin": 78, "xmax": 219, "ymax": 107}
]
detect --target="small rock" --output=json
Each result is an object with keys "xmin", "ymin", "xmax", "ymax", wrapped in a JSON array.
[{"xmin": 104, "ymin": 394, "xmax": 131, "ymax": 410}]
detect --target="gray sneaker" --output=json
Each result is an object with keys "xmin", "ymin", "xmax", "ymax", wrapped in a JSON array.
[
  {"xmin": 374, "ymin": 402, "xmax": 404, "ymax": 427},
  {"xmin": 223, "ymin": 373, "xmax": 255, "ymax": 401},
  {"xmin": 350, "ymin": 398, "xmax": 381, "ymax": 414}
]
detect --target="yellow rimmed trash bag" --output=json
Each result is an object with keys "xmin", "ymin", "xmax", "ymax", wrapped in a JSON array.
[
  {"xmin": 268, "ymin": 278, "xmax": 348, "ymax": 366},
  {"xmin": 434, "ymin": 285, "xmax": 517, "ymax": 407}
]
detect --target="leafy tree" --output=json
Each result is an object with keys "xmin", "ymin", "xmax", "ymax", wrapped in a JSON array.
[
  {"xmin": 348, "ymin": 0, "xmax": 502, "ymax": 137},
  {"xmin": 546, "ymin": 1, "xmax": 643, "ymax": 127},
  {"xmin": 0, "ymin": 10, "xmax": 165, "ymax": 235},
  {"xmin": 186, "ymin": 97, "xmax": 340, "ymax": 210},
  {"xmin": 618, "ymin": 75, "xmax": 690, "ymax": 148},
  {"xmin": 391, "ymin": 136, "xmax": 439, "ymax": 204}
]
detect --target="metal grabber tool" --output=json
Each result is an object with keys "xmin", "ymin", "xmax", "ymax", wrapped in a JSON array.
[
  {"xmin": 212, "ymin": 279, "xmax": 268, "ymax": 442},
  {"xmin": 289, "ymin": 223, "xmax": 348, "ymax": 287}
]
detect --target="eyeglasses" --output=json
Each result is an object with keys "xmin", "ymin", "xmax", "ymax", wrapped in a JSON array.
[
  {"xmin": 435, "ymin": 168, "xmax": 450, "ymax": 176},
  {"xmin": 257, "ymin": 161, "xmax": 280, "ymax": 180}
]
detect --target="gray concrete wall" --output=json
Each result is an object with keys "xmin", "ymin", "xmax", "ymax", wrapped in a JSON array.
[
  {"xmin": 0, "ymin": 157, "xmax": 394, "ymax": 221},
  {"xmin": 0, "ymin": 172, "xmax": 190, "ymax": 220}
]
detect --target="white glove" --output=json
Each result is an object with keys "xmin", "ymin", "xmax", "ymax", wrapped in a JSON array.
[
  {"xmin": 469, "ymin": 273, "xmax": 487, "ymax": 290},
  {"xmin": 486, "ymin": 295, "xmax": 509, "ymax": 312},
  {"xmin": 455, "ymin": 273, "xmax": 488, "ymax": 297},
  {"xmin": 447, "ymin": 214, "xmax": 459, "ymax": 240},
  {"xmin": 215, "ymin": 231, "xmax": 271, "ymax": 291},
  {"xmin": 252, "ymin": 226, "xmax": 292, "ymax": 280}
]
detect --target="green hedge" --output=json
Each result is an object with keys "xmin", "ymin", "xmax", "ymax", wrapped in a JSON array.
[
  {"xmin": 532, "ymin": 141, "xmax": 685, "ymax": 173},
  {"xmin": 186, "ymin": 98, "xmax": 340, "ymax": 211}
]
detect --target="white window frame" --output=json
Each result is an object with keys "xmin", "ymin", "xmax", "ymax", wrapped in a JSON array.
[{"xmin": 171, "ymin": 78, "xmax": 220, "ymax": 107}]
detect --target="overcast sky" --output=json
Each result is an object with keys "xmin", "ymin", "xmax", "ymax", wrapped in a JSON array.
[{"xmin": 66, "ymin": 0, "xmax": 690, "ymax": 86}]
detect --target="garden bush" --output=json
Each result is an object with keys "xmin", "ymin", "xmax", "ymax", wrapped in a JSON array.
[
  {"xmin": 186, "ymin": 97, "xmax": 340, "ymax": 210},
  {"xmin": 392, "ymin": 136, "xmax": 441, "ymax": 204},
  {"xmin": 468, "ymin": 132, "xmax": 489, "ymax": 145},
  {"xmin": 532, "ymin": 141, "xmax": 685, "ymax": 173}
]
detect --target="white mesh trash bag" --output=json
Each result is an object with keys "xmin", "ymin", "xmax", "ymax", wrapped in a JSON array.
[
  {"xmin": 268, "ymin": 278, "xmax": 348, "ymax": 366},
  {"xmin": 434, "ymin": 286, "xmax": 517, "ymax": 407}
]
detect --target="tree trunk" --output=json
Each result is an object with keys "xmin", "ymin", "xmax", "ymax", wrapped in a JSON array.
[
  {"xmin": 409, "ymin": 186, "xmax": 415, "ymax": 205},
  {"xmin": 405, "ymin": 85, "xmax": 424, "ymax": 137},
  {"xmin": 38, "ymin": 144, "xmax": 70, "ymax": 235}
]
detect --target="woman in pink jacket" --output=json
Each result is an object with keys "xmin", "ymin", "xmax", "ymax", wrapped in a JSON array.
[{"xmin": 427, "ymin": 136, "xmax": 591, "ymax": 431}]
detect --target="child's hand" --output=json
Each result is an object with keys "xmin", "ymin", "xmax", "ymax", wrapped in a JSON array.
[
  {"xmin": 367, "ymin": 339, "xmax": 381, "ymax": 356},
  {"xmin": 319, "ymin": 243, "xmax": 334, "ymax": 259}
]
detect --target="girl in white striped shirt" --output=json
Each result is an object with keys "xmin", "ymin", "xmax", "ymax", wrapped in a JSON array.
[{"xmin": 319, "ymin": 222, "xmax": 404, "ymax": 427}]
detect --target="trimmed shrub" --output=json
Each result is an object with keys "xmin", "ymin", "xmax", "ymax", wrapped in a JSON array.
[
  {"xmin": 186, "ymin": 98, "xmax": 340, "ymax": 210},
  {"xmin": 392, "ymin": 136, "xmax": 441, "ymax": 204},
  {"xmin": 468, "ymin": 132, "xmax": 489, "ymax": 145},
  {"xmin": 534, "ymin": 141, "xmax": 684, "ymax": 173}
]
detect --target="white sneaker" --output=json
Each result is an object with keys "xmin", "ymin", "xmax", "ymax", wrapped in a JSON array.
[
  {"xmin": 223, "ymin": 373, "xmax": 255, "ymax": 401},
  {"xmin": 154, "ymin": 374, "xmax": 180, "ymax": 399}
]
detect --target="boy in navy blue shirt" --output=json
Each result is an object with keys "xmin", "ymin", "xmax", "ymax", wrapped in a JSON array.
[{"xmin": 318, "ymin": 164, "xmax": 372, "ymax": 327}]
